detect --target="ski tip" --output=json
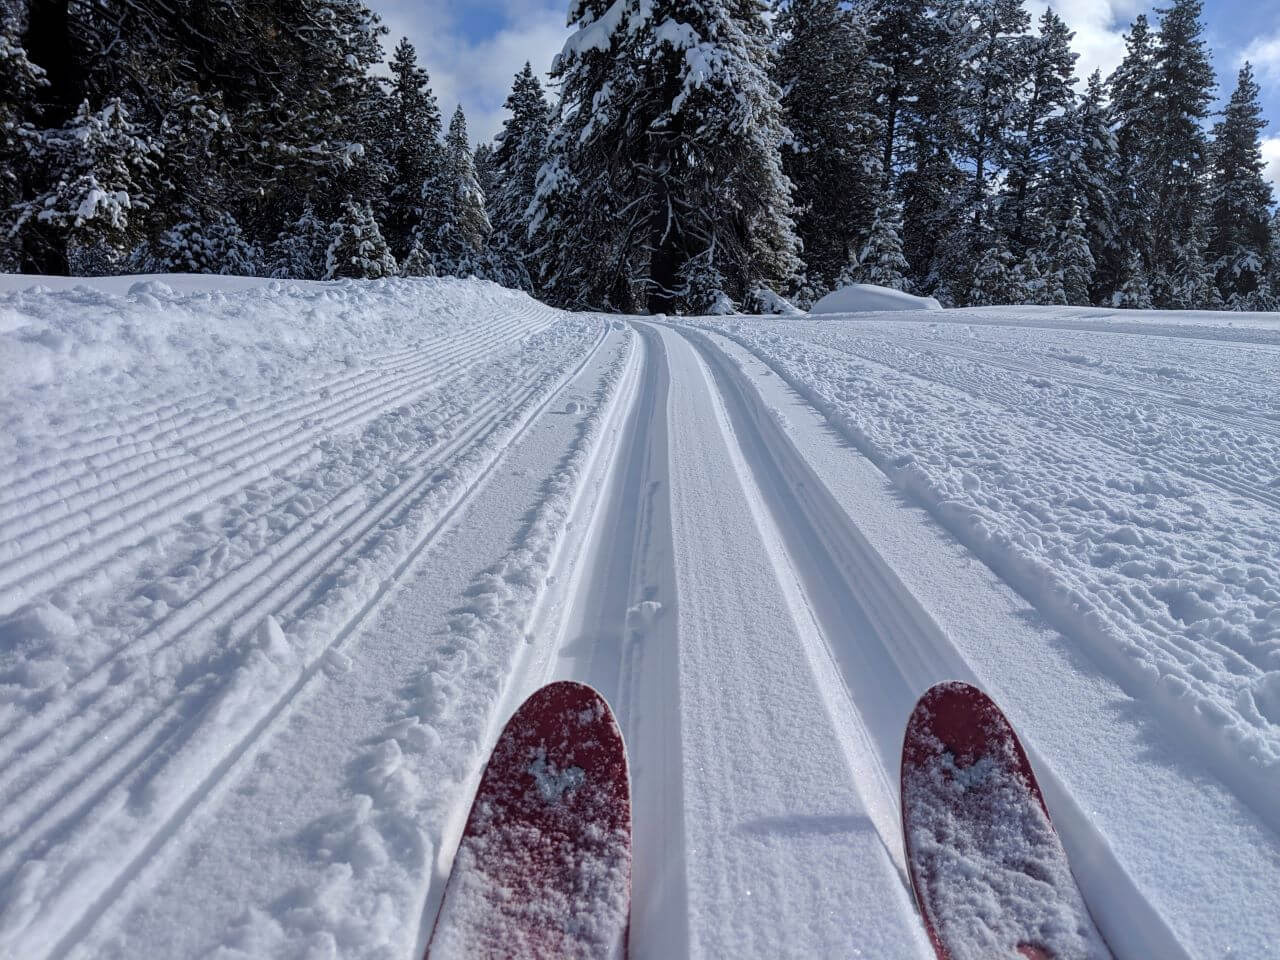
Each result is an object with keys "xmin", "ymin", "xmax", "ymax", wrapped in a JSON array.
[{"xmin": 902, "ymin": 680, "xmax": 1046, "ymax": 816}]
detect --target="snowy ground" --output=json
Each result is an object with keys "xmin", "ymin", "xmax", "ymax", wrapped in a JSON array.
[{"xmin": 0, "ymin": 278, "xmax": 1277, "ymax": 958}]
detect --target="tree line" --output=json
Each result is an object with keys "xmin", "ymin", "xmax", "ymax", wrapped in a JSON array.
[{"xmin": 2, "ymin": 0, "xmax": 1277, "ymax": 313}]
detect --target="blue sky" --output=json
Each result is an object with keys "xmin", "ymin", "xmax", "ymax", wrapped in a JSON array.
[{"xmin": 366, "ymin": 0, "xmax": 1280, "ymax": 189}]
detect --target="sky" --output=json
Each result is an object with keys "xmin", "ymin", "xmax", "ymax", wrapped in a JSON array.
[{"xmin": 367, "ymin": 0, "xmax": 1280, "ymax": 191}]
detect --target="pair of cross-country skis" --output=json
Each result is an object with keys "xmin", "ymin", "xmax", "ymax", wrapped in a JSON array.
[{"xmin": 424, "ymin": 680, "xmax": 1113, "ymax": 960}]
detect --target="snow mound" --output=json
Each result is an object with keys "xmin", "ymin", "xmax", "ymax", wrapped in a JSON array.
[{"xmin": 810, "ymin": 283, "xmax": 942, "ymax": 314}]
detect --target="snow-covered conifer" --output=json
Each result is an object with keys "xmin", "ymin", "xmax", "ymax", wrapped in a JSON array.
[
  {"xmin": 20, "ymin": 98, "xmax": 161, "ymax": 275},
  {"xmin": 968, "ymin": 228, "xmax": 1018, "ymax": 306},
  {"xmin": 325, "ymin": 199, "xmax": 397, "ymax": 279},
  {"xmin": 268, "ymin": 203, "xmax": 330, "ymax": 280},
  {"xmin": 0, "ymin": 18, "xmax": 45, "ymax": 269},
  {"xmin": 1053, "ymin": 205, "xmax": 1095, "ymax": 306},
  {"xmin": 1004, "ymin": 8, "xmax": 1078, "ymax": 257},
  {"xmin": 382, "ymin": 38, "xmax": 444, "ymax": 260},
  {"xmin": 489, "ymin": 63, "xmax": 551, "ymax": 290},
  {"xmin": 148, "ymin": 212, "xmax": 261, "ymax": 275},
  {"xmin": 1112, "ymin": 250, "xmax": 1153, "ymax": 308},
  {"xmin": 1207, "ymin": 64, "xmax": 1275, "ymax": 309},
  {"xmin": 774, "ymin": 0, "xmax": 884, "ymax": 295},
  {"xmin": 425, "ymin": 106, "xmax": 493, "ymax": 278},
  {"xmin": 532, "ymin": 0, "xmax": 801, "ymax": 314},
  {"xmin": 1146, "ymin": 0, "xmax": 1215, "ymax": 307},
  {"xmin": 1103, "ymin": 15, "xmax": 1158, "ymax": 301},
  {"xmin": 399, "ymin": 237, "xmax": 435, "ymax": 278},
  {"xmin": 842, "ymin": 199, "xmax": 911, "ymax": 291}
]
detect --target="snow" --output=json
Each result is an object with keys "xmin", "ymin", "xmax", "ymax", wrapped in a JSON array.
[
  {"xmin": 1, "ymin": 280, "xmax": 1277, "ymax": 958},
  {"xmin": 810, "ymin": 282, "xmax": 944, "ymax": 313}
]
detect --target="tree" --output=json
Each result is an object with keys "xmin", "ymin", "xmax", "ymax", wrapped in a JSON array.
[
  {"xmin": 425, "ymin": 106, "xmax": 492, "ymax": 278},
  {"xmin": 325, "ymin": 199, "xmax": 397, "ymax": 279},
  {"xmin": 1003, "ymin": 8, "xmax": 1078, "ymax": 257},
  {"xmin": 531, "ymin": 0, "xmax": 801, "ymax": 314},
  {"xmin": 1052, "ymin": 204, "xmax": 1095, "ymax": 305},
  {"xmin": 1112, "ymin": 249, "xmax": 1153, "ymax": 308},
  {"xmin": 1146, "ymin": 0, "xmax": 1215, "ymax": 307},
  {"xmin": 1207, "ymin": 63, "xmax": 1275, "ymax": 309},
  {"xmin": 489, "ymin": 63, "xmax": 551, "ymax": 289},
  {"xmin": 969, "ymin": 228, "xmax": 1018, "ymax": 306},
  {"xmin": 774, "ymin": 0, "xmax": 884, "ymax": 296},
  {"xmin": 381, "ymin": 38, "xmax": 444, "ymax": 260},
  {"xmin": 147, "ymin": 211, "xmax": 260, "ymax": 275},
  {"xmin": 18, "ymin": 98, "xmax": 161, "ymax": 275},
  {"xmin": 0, "ymin": 17, "xmax": 45, "ymax": 269},
  {"xmin": 842, "ymin": 199, "xmax": 911, "ymax": 291},
  {"xmin": 267, "ymin": 202, "xmax": 330, "ymax": 279},
  {"xmin": 1104, "ymin": 15, "xmax": 1158, "ymax": 301}
]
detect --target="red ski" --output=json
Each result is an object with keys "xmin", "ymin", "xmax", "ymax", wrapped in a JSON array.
[
  {"xmin": 901, "ymin": 682, "xmax": 1110, "ymax": 960},
  {"xmin": 426, "ymin": 681, "xmax": 631, "ymax": 960}
]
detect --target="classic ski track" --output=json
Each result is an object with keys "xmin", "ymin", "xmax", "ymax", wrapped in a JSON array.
[
  {"xmin": 541, "ymin": 323, "xmax": 691, "ymax": 960},
  {"xmin": 0, "ymin": 310, "xmax": 555, "ymax": 604},
  {"xmin": 0, "ymin": 368, "xmax": 552, "ymax": 843},
  {"xmin": 796, "ymin": 332, "xmax": 1280, "ymax": 516},
  {"xmin": 681, "ymin": 327, "xmax": 1229, "ymax": 958},
  {"xmin": 0, "ymin": 324, "xmax": 608, "ymax": 960},
  {"xmin": 0, "ymin": 307, "xmax": 553, "ymax": 513}
]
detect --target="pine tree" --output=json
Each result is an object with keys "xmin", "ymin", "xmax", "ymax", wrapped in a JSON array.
[
  {"xmin": 774, "ymin": 0, "xmax": 884, "ymax": 296},
  {"xmin": 399, "ymin": 237, "xmax": 435, "ymax": 277},
  {"xmin": 426, "ymin": 106, "xmax": 493, "ymax": 278},
  {"xmin": 1, "ymin": 17, "xmax": 45, "ymax": 269},
  {"xmin": 528, "ymin": 0, "xmax": 648, "ymax": 310},
  {"xmin": 937, "ymin": 0, "xmax": 1032, "ymax": 300},
  {"xmin": 325, "ymin": 199, "xmax": 397, "ymax": 279},
  {"xmin": 18, "ymin": 98, "xmax": 162, "ymax": 275},
  {"xmin": 1113, "ymin": 249, "xmax": 1153, "ymax": 308},
  {"xmin": 969, "ymin": 230, "xmax": 1018, "ymax": 306},
  {"xmin": 1004, "ymin": 8, "xmax": 1078, "ymax": 258},
  {"xmin": 382, "ymin": 38, "xmax": 444, "ymax": 260},
  {"xmin": 1053, "ymin": 204, "xmax": 1096, "ymax": 306},
  {"xmin": 267, "ymin": 202, "xmax": 330, "ymax": 280},
  {"xmin": 531, "ymin": 0, "xmax": 800, "ymax": 314},
  {"xmin": 869, "ymin": 0, "xmax": 967, "ymax": 291},
  {"xmin": 1146, "ymin": 0, "xmax": 1215, "ymax": 307},
  {"xmin": 489, "ymin": 64, "xmax": 551, "ymax": 290},
  {"xmin": 1207, "ymin": 63, "xmax": 1275, "ymax": 309},
  {"xmin": 1104, "ymin": 15, "xmax": 1158, "ymax": 301},
  {"xmin": 148, "ymin": 212, "xmax": 260, "ymax": 275},
  {"xmin": 842, "ymin": 199, "xmax": 911, "ymax": 291}
]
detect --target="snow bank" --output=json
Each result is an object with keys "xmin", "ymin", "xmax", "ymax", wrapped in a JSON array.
[
  {"xmin": 0, "ymin": 274, "xmax": 551, "ymax": 467},
  {"xmin": 810, "ymin": 283, "xmax": 942, "ymax": 314}
]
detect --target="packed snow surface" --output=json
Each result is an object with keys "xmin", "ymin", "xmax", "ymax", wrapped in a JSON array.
[
  {"xmin": 0, "ymin": 279, "xmax": 1277, "ymax": 959},
  {"xmin": 809, "ymin": 282, "xmax": 943, "ymax": 314}
]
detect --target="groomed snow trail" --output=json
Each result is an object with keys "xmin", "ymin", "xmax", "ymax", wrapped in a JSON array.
[{"xmin": 2, "ymin": 281, "xmax": 1277, "ymax": 958}]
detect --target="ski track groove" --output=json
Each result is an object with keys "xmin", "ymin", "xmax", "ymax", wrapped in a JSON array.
[
  {"xmin": 0, "ymin": 370, "xmax": 550, "ymax": 844},
  {"xmin": 797, "ymin": 331, "xmax": 1280, "ymax": 517},
  {"xmin": 0, "ymin": 311, "xmax": 554, "ymax": 606},
  {"xmin": 0, "ymin": 320, "xmax": 606, "ymax": 960},
  {"xmin": 0, "ymin": 311, "xmax": 548, "ymax": 511},
  {"xmin": 677, "ymin": 326, "xmax": 1187, "ymax": 958}
]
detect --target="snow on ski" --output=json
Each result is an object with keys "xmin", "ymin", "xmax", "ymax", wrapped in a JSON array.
[
  {"xmin": 426, "ymin": 681, "xmax": 631, "ymax": 960},
  {"xmin": 901, "ymin": 682, "xmax": 1109, "ymax": 960},
  {"xmin": 1, "ymin": 276, "xmax": 1278, "ymax": 958}
]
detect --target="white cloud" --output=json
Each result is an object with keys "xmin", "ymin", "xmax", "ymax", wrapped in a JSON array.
[
  {"xmin": 1025, "ymin": 0, "xmax": 1146, "ymax": 85},
  {"xmin": 1263, "ymin": 137, "xmax": 1280, "ymax": 193},
  {"xmin": 1241, "ymin": 33, "xmax": 1280, "ymax": 82},
  {"xmin": 371, "ymin": 1, "xmax": 569, "ymax": 145}
]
